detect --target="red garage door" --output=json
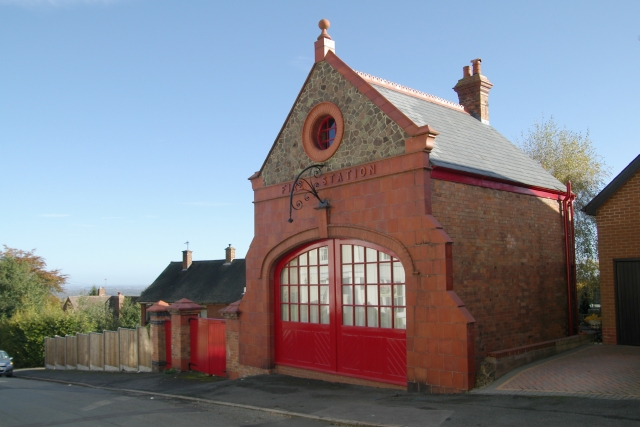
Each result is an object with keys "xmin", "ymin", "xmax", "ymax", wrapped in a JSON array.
[{"xmin": 275, "ymin": 239, "xmax": 406, "ymax": 385}]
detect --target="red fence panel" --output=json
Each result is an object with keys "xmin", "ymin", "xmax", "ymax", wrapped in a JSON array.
[{"xmin": 189, "ymin": 318, "xmax": 226, "ymax": 377}]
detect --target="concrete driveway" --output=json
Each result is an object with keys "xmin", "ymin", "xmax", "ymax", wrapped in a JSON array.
[{"xmin": 472, "ymin": 344, "xmax": 640, "ymax": 400}]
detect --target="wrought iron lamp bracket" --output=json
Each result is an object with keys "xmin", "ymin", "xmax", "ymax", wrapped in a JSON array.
[{"xmin": 288, "ymin": 164, "xmax": 329, "ymax": 223}]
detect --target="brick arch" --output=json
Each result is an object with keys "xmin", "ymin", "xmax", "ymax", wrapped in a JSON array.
[{"xmin": 259, "ymin": 224, "xmax": 416, "ymax": 283}]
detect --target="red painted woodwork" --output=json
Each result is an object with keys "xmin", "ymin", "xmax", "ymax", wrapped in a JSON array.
[
  {"xmin": 275, "ymin": 239, "xmax": 407, "ymax": 386},
  {"xmin": 190, "ymin": 317, "xmax": 226, "ymax": 377},
  {"xmin": 164, "ymin": 320, "xmax": 172, "ymax": 370},
  {"xmin": 317, "ymin": 116, "xmax": 336, "ymax": 149}
]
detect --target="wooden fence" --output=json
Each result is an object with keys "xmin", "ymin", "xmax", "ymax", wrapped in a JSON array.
[{"xmin": 44, "ymin": 327, "xmax": 151, "ymax": 372}]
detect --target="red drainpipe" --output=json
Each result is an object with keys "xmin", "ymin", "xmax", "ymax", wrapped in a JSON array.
[{"xmin": 562, "ymin": 182, "xmax": 577, "ymax": 335}]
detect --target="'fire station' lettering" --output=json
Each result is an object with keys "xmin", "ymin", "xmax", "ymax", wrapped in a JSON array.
[{"xmin": 281, "ymin": 165, "xmax": 377, "ymax": 194}]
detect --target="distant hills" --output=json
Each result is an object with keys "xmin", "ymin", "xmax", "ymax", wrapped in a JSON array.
[{"xmin": 56, "ymin": 285, "xmax": 147, "ymax": 300}]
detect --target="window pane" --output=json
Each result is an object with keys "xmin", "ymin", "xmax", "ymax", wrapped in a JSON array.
[
  {"xmin": 300, "ymin": 267, "xmax": 308, "ymax": 285},
  {"xmin": 290, "ymin": 267, "xmax": 298, "ymax": 284},
  {"xmin": 319, "ymin": 266, "xmax": 329, "ymax": 284},
  {"xmin": 320, "ymin": 286, "xmax": 329, "ymax": 305},
  {"xmin": 290, "ymin": 305, "xmax": 299, "ymax": 322},
  {"xmin": 342, "ymin": 285, "xmax": 353, "ymax": 305},
  {"xmin": 281, "ymin": 268, "xmax": 289, "ymax": 285},
  {"xmin": 354, "ymin": 264, "xmax": 365, "ymax": 284},
  {"xmin": 299, "ymin": 252, "xmax": 307, "ymax": 266},
  {"xmin": 281, "ymin": 304, "xmax": 289, "ymax": 321},
  {"xmin": 379, "ymin": 252, "xmax": 391, "ymax": 262},
  {"xmin": 290, "ymin": 258, "xmax": 298, "ymax": 267},
  {"xmin": 320, "ymin": 306, "xmax": 330, "ymax": 324},
  {"xmin": 379, "ymin": 285, "xmax": 392, "ymax": 306},
  {"xmin": 342, "ymin": 245, "xmax": 352, "ymax": 264},
  {"xmin": 280, "ymin": 286, "xmax": 289, "ymax": 303},
  {"xmin": 354, "ymin": 285, "xmax": 365, "ymax": 305},
  {"xmin": 354, "ymin": 246, "xmax": 365, "ymax": 263},
  {"xmin": 342, "ymin": 264, "xmax": 352, "ymax": 284},
  {"xmin": 309, "ymin": 305, "xmax": 319, "ymax": 323},
  {"xmin": 309, "ymin": 286, "xmax": 319, "ymax": 304},
  {"xmin": 366, "ymin": 285, "xmax": 378, "ymax": 305},
  {"xmin": 367, "ymin": 307, "xmax": 378, "ymax": 327},
  {"xmin": 393, "ymin": 284, "xmax": 405, "ymax": 306},
  {"xmin": 380, "ymin": 307, "xmax": 392, "ymax": 328},
  {"xmin": 366, "ymin": 263, "xmax": 378, "ymax": 284},
  {"xmin": 355, "ymin": 307, "xmax": 366, "ymax": 326},
  {"xmin": 300, "ymin": 305, "xmax": 308, "ymax": 323},
  {"xmin": 300, "ymin": 286, "xmax": 308, "ymax": 303},
  {"xmin": 309, "ymin": 249, "xmax": 318, "ymax": 265},
  {"xmin": 319, "ymin": 247, "xmax": 329, "ymax": 264},
  {"xmin": 379, "ymin": 263, "xmax": 391, "ymax": 283},
  {"xmin": 290, "ymin": 286, "xmax": 299, "ymax": 303},
  {"xmin": 310, "ymin": 266, "xmax": 318, "ymax": 284},
  {"xmin": 366, "ymin": 248, "xmax": 377, "ymax": 262},
  {"xmin": 393, "ymin": 262, "xmax": 405, "ymax": 283},
  {"xmin": 342, "ymin": 306, "xmax": 353, "ymax": 326},
  {"xmin": 394, "ymin": 308, "xmax": 406, "ymax": 329}
]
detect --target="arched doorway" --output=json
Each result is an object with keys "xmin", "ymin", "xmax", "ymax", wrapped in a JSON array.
[{"xmin": 274, "ymin": 239, "xmax": 407, "ymax": 385}]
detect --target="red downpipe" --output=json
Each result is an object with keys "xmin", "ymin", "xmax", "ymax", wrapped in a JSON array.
[{"xmin": 563, "ymin": 182, "xmax": 577, "ymax": 335}]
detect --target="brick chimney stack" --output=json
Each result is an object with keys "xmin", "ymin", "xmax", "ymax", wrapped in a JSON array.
[
  {"xmin": 98, "ymin": 287, "xmax": 106, "ymax": 296},
  {"xmin": 182, "ymin": 250, "xmax": 192, "ymax": 270},
  {"xmin": 225, "ymin": 244, "xmax": 236, "ymax": 264},
  {"xmin": 453, "ymin": 58, "xmax": 493, "ymax": 124},
  {"xmin": 314, "ymin": 18, "xmax": 335, "ymax": 63}
]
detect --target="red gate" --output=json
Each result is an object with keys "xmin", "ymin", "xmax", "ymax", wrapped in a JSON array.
[
  {"xmin": 165, "ymin": 320, "xmax": 172, "ymax": 369},
  {"xmin": 189, "ymin": 318, "xmax": 226, "ymax": 377}
]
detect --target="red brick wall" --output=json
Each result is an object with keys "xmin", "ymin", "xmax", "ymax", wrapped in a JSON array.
[
  {"xmin": 431, "ymin": 179, "xmax": 568, "ymax": 368},
  {"xmin": 595, "ymin": 169, "xmax": 640, "ymax": 344},
  {"xmin": 240, "ymin": 152, "xmax": 476, "ymax": 392},
  {"xmin": 206, "ymin": 304, "xmax": 227, "ymax": 319}
]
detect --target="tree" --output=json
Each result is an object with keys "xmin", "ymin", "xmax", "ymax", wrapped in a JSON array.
[
  {"xmin": 0, "ymin": 246, "xmax": 67, "ymax": 293},
  {"xmin": 118, "ymin": 297, "xmax": 141, "ymax": 329},
  {"xmin": 88, "ymin": 285, "xmax": 99, "ymax": 296},
  {"xmin": 517, "ymin": 116, "xmax": 609, "ymax": 304},
  {"xmin": 0, "ymin": 257, "xmax": 50, "ymax": 319}
]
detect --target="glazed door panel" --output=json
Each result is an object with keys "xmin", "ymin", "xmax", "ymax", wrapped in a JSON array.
[{"xmin": 274, "ymin": 239, "xmax": 406, "ymax": 385}]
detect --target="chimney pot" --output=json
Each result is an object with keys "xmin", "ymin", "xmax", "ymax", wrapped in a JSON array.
[
  {"xmin": 463, "ymin": 65, "xmax": 471, "ymax": 78},
  {"xmin": 182, "ymin": 250, "xmax": 193, "ymax": 270},
  {"xmin": 471, "ymin": 58, "xmax": 482, "ymax": 75}
]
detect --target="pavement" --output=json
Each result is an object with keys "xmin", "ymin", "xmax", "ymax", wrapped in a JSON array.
[
  {"xmin": 472, "ymin": 344, "xmax": 640, "ymax": 400},
  {"xmin": 12, "ymin": 343, "xmax": 640, "ymax": 427}
]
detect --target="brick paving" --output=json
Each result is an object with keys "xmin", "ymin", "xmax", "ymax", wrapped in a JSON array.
[{"xmin": 473, "ymin": 344, "xmax": 640, "ymax": 400}]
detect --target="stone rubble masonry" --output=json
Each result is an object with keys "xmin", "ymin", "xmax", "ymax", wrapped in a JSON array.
[
  {"xmin": 261, "ymin": 60, "xmax": 408, "ymax": 187},
  {"xmin": 595, "ymin": 168, "xmax": 640, "ymax": 344},
  {"xmin": 430, "ymin": 179, "xmax": 568, "ymax": 371}
]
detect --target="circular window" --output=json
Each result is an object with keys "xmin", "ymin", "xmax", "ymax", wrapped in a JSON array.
[
  {"xmin": 317, "ymin": 117, "xmax": 337, "ymax": 150},
  {"xmin": 302, "ymin": 102, "xmax": 344, "ymax": 162}
]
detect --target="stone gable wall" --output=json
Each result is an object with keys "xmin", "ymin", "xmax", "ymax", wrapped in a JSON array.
[
  {"xmin": 595, "ymin": 169, "xmax": 640, "ymax": 344},
  {"xmin": 261, "ymin": 61, "xmax": 408, "ymax": 186}
]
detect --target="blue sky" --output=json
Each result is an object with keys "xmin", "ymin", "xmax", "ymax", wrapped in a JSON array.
[{"xmin": 1, "ymin": 0, "xmax": 638, "ymax": 290}]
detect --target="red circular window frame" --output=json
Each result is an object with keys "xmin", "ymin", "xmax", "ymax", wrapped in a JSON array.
[{"xmin": 302, "ymin": 102, "xmax": 344, "ymax": 162}]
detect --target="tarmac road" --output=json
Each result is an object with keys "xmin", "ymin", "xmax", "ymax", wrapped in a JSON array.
[
  {"xmin": 0, "ymin": 377, "xmax": 333, "ymax": 427},
  {"xmin": 10, "ymin": 367, "xmax": 640, "ymax": 427}
]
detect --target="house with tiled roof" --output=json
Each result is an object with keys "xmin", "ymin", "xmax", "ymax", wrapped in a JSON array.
[
  {"xmin": 139, "ymin": 245, "xmax": 245, "ymax": 322},
  {"xmin": 584, "ymin": 154, "xmax": 640, "ymax": 346}
]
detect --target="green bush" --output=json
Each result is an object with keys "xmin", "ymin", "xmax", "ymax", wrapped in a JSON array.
[{"xmin": 0, "ymin": 307, "xmax": 91, "ymax": 368}]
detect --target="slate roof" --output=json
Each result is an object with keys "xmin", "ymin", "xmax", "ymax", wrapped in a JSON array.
[
  {"xmin": 63, "ymin": 295, "xmax": 110, "ymax": 311},
  {"xmin": 370, "ymin": 84, "xmax": 565, "ymax": 191},
  {"xmin": 139, "ymin": 259, "xmax": 246, "ymax": 305},
  {"xmin": 583, "ymin": 154, "xmax": 640, "ymax": 216}
]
